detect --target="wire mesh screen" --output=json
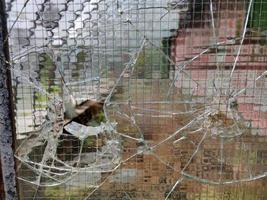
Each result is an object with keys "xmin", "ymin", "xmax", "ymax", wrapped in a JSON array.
[{"xmin": 4, "ymin": 0, "xmax": 267, "ymax": 199}]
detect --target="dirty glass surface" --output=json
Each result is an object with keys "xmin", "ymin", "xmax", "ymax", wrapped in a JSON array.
[{"xmin": 3, "ymin": 0, "xmax": 267, "ymax": 199}]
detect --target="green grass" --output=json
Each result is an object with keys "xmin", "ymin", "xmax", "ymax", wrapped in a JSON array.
[{"xmin": 44, "ymin": 186, "xmax": 90, "ymax": 200}]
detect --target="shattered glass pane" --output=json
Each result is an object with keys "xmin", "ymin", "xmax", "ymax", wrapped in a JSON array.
[{"xmin": 4, "ymin": 0, "xmax": 267, "ymax": 199}]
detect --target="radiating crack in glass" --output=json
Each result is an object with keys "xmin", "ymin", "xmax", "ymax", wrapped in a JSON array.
[{"xmin": 3, "ymin": 0, "xmax": 267, "ymax": 199}]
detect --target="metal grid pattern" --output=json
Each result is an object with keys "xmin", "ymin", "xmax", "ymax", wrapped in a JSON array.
[{"xmin": 1, "ymin": 0, "xmax": 267, "ymax": 199}]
